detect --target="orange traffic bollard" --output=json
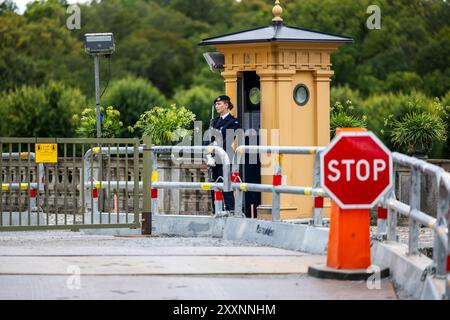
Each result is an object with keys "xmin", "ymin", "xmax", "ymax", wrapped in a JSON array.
[
  {"xmin": 327, "ymin": 127, "xmax": 371, "ymax": 269},
  {"xmin": 326, "ymin": 201, "xmax": 371, "ymax": 269}
]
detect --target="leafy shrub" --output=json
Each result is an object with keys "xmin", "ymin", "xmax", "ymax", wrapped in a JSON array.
[
  {"xmin": 353, "ymin": 74, "xmax": 384, "ymax": 97},
  {"xmin": 330, "ymin": 101, "xmax": 367, "ymax": 138},
  {"xmin": 0, "ymin": 81, "xmax": 85, "ymax": 137},
  {"xmin": 73, "ymin": 106, "xmax": 123, "ymax": 138},
  {"xmin": 359, "ymin": 91, "xmax": 439, "ymax": 147},
  {"xmin": 132, "ymin": 104, "xmax": 196, "ymax": 145},
  {"xmin": 331, "ymin": 86, "xmax": 363, "ymax": 112}
]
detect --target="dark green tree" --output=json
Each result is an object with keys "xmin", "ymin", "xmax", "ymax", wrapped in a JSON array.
[
  {"xmin": 0, "ymin": 0, "xmax": 17, "ymax": 15},
  {"xmin": 0, "ymin": 81, "xmax": 86, "ymax": 137},
  {"xmin": 103, "ymin": 76, "xmax": 167, "ymax": 137},
  {"xmin": 172, "ymin": 85, "xmax": 221, "ymax": 129}
]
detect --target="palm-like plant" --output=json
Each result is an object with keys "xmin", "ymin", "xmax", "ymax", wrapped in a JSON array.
[{"xmin": 390, "ymin": 112, "xmax": 447, "ymax": 157}]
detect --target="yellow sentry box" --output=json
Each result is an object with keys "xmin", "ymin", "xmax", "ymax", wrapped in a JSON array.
[{"xmin": 35, "ymin": 144, "xmax": 58, "ymax": 163}]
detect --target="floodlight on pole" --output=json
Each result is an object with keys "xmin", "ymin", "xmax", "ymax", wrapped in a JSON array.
[
  {"xmin": 84, "ymin": 33, "xmax": 115, "ymax": 138},
  {"xmin": 84, "ymin": 33, "xmax": 115, "ymax": 214},
  {"xmin": 203, "ymin": 52, "xmax": 224, "ymax": 72}
]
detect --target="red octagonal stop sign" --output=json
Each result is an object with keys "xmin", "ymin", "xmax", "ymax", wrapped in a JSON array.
[{"xmin": 320, "ymin": 132, "xmax": 393, "ymax": 209}]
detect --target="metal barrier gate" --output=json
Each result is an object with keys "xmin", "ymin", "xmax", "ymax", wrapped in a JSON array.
[
  {"xmin": 0, "ymin": 137, "xmax": 141, "ymax": 231},
  {"xmin": 150, "ymin": 145, "xmax": 328, "ymax": 225}
]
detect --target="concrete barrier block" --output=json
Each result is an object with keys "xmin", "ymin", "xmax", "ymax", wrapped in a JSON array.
[
  {"xmin": 371, "ymin": 241, "xmax": 445, "ymax": 299},
  {"xmin": 152, "ymin": 214, "xmax": 215, "ymax": 237},
  {"xmin": 223, "ymin": 218, "xmax": 329, "ymax": 255},
  {"xmin": 211, "ymin": 217, "xmax": 227, "ymax": 238},
  {"xmin": 300, "ymin": 226, "xmax": 329, "ymax": 255}
]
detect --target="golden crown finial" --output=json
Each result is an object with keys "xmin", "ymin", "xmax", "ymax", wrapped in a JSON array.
[{"xmin": 272, "ymin": 0, "xmax": 283, "ymax": 23}]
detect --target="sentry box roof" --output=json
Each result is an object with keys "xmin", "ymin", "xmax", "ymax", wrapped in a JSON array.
[
  {"xmin": 199, "ymin": 24, "xmax": 353, "ymax": 46},
  {"xmin": 85, "ymin": 33, "xmax": 115, "ymax": 55}
]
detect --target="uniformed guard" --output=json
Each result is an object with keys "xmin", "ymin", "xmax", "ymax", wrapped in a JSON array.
[{"xmin": 204, "ymin": 95, "xmax": 240, "ymax": 213}]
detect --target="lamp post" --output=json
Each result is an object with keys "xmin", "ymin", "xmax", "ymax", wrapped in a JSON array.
[
  {"xmin": 84, "ymin": 33, "xmax": 115, "ymax": 138},
  {"xmin": 93, "ymin": 54, "xmax": 101, "ymax": 138},
  {"xmin": 84, "ymin": 33, "xmax": 115, "ymax": 215}
]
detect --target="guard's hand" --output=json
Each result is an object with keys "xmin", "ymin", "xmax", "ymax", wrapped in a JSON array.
[{"xmin": 206, "ymin": 154, "xmax": 216, "ymax": 167}]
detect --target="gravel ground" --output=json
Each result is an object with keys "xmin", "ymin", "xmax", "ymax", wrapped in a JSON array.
[
  {"xmin": 0, "ymin": 224, "xmax": 435, "ymax": 249},
  {"xmin": 370, "ymin": 226, "xmax": 434, "ymax": 248}
]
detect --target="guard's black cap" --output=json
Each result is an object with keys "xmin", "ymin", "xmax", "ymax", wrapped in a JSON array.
[{"xmin": 214, "ymin": 95, "xmax": 231, "ymax": 104}]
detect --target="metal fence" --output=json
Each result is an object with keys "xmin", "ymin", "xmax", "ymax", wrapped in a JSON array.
[
  {"xmin": 150, "ymin": 145, "xmax": 328, "ymax": 224},
  {"xmin": 0, "ymin": 137, "xmax": 141, "ymax": 231},
  {"xmin": 379, "ymin": 152, "xmax": 450, "ymax": 299}
]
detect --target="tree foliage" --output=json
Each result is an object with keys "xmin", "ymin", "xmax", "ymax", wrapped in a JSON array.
[
  {"xmin": 172, "ymin": 85, "xmax": 221, "ymax": 129},
  {"xmin": 1, "ymin": 0, "xmax": 447, "ymax": 98},
  {"xmin": 0, "ymin": 81, "xmax": 85, "ymax": 137},
  {"xmin": 0, "ymin": 0, "xmax": 449, "ymax": 157},
  {"xmin": 0, "ymin": 0, "xmax": 17, "ymax": 14},
  {"xmin": 102, "ymin": 76, "xmax": 167, "ymax": 137}
]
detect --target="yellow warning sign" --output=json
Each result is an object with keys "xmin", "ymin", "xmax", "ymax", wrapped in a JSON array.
[{"xmin": 35, "ymin": 144, "xmax": 58, "ymax": 163}]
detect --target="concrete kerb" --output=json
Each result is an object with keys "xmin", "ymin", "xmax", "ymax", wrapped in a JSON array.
[
  {"xmin": 371, "ymin": 241, "xmax": 446, "ymax": 299},
  {"xmin": 81, "ymin": 212, "xmax": 142, "ymax": 236}
]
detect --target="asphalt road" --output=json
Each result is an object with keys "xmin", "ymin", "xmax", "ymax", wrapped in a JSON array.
[{"xmin": 0, "ymin": 231, "xmax": 397, "ymax": 300}]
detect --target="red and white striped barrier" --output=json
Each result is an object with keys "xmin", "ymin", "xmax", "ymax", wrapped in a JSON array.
[
  {"xmin": 92, "ymin": 188, "xmax": 99, "ymax": 215},
  {"xmin": 377, "ymin": 205, "xmax": 388, "ymax": 237},
  {"xmin": 214, "ymin": 191, "xmax": 224, "ymax": 216},
  {"xmin": 29, "ymin": 188, "xmax": 37, "ymax": 210}
]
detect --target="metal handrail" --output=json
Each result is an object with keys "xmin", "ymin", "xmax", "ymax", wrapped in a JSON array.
[
  {"xmin": 83, "ymin": 146, "xmax": 144, "ymax": 188},
  {"xmin": 231, "ymin": 145, "xmax": 326, "ymax": 224},
  {"xmin": 381, "ymin": 152, "xmax": 450, "ymax": 298},
  {"xmin": 385, "ymin": 199, "xmax": 448, "ymax": 250},
  {"xmin": 231, "ymin": 146, "xmax": 325, "ymax": 173},
  {"xmin": 1, "ymin": 153, "xmax": 44, "ymax": 191},
  {"xmin": 148, "ymin": 145, "xmax": 328, "ymax": 225},
  {"xmin": 151, "ymin": 145, "xmax": 232, "ymax": 191}
]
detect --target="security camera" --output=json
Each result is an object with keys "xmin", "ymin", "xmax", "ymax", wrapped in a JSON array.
[
  {"xmin": 85, "ymin": 33, "xmax": 115, "ymax": 55},
  {"xmin": 203, "ymin": 52, "xmax": 224, "ymax": 72}
]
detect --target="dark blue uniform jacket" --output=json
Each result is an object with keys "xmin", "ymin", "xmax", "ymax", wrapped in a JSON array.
[{"xmin": 204, "ymin": 114, "xmax": 240, "ymax": 156}]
